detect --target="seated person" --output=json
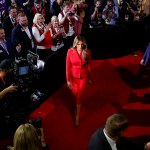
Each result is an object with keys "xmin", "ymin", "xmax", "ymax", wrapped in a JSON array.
[
  {"xmin": 7, "ymin": 123, "xmax": 49, "ymax": 150},
  {"xmin": 89, "ymin": 0, "xmax": 105, "ymax": 28},
  {"xmin": 50, "ymin": 15, "xmax": 66, "ymax": 52},
  {"xmin": 88, "ymin": 113, "xmax": 150, "ymax": 150}
]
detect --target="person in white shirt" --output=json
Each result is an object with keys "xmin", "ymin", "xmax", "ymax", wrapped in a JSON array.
[
  {"xmin": 32, "ymin": 13, "xmax": 52, "ymax": 59},
  {"xmin": 50, "ymin": 15, "xmax": 66, "ymax": 52},
  {"xmin": 88, "ymin": 113, "xmax": 150, "ymax": 150}
]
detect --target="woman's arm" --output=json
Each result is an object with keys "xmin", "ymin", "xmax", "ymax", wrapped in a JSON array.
[
  {"xmin": 32, "ymin": 27, "xmax": 45, "ymax": 42},
  {"xmin": 66, "ymin": 49, "xmax": 72, "ymax": 87}
]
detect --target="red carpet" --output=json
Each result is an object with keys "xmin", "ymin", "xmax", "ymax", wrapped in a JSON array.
[{"xmin": 1, "ymin": 51, "xmax": 150, "ymax": 149}]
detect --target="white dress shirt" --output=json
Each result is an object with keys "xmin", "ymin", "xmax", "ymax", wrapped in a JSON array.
[{"xmin": 103, "ymin": 128, "xmax": 117, "ymax": 150}]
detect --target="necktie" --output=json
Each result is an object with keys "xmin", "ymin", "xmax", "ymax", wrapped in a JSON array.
[
  {"xmin": 1, "ymin": 42, "xmax": 9, "ymax": 55},
  {"xmin": 11, "ymin": 17, "xmax": 16, "ymax": 26}
]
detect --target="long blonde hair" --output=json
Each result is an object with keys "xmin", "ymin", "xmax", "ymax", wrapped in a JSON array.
[
  {"xmin": 72, "ymin": 35, "xmax": 89, "ymax": 63},
  {"xmin": 13, "ymin": 123, "xmax": 42, "ymax": 150}
]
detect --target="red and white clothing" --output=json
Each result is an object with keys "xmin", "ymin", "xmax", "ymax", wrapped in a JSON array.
[
  {"xmin": 50, "ymin": 24, "xmax": 65, "ymax": 51},
  {"xmin": 66, "ymin": 48, "xmax": 91, "ymax": 103},
  {"xmin": 32, "ymin": 23, "xmax": 52, "ymax": 49},
  {"xmin": 31, "ymin": 6, "xmax": 47, "ymax": 19},
  {"xmin": 58, "ymin": 10, "xmax": 75, "ymax": 37}
]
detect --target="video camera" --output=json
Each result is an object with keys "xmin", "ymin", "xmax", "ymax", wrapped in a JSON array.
[
  {"xmin": 68, "ymin": 12, "xmax": 74, "ymax": 16},
  {"xmin": 28, "ymin": 117, "xmax": 42, "ymax": 135},
  {"xmin": 12, "ymin": 51, "xmax": 45, "ymax": 91}
]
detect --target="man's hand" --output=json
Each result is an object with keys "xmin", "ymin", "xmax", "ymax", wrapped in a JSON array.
[
  {"xmin": 16, "ymin": 44, "xmax": 21, "ymax": 53},
  {"xmin": 6, "ymin": 85, "xmax": 18, "ymax": 93},
  {"xmin": 94, "ymin": 7, "xmax": 98, "ymax": 12},
  {"xmin": 145, "ymin": 142, "xmax": 150, "ymax": 150},
  {"xmin": 0, "ymin": 85, "xmax": 18, "ymax": 100}
]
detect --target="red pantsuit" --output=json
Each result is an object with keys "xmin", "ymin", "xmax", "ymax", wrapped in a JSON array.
[{"xmin": 66, "ymin": 48, "xmax": 91, "ymax": 104}]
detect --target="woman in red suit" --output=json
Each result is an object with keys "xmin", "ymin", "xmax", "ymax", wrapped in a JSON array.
[{"xmin": 66, "ymin": 35, "xmax": 91, "ymax": 126}]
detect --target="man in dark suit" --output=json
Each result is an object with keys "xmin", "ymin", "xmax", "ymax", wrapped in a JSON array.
[
  {"xmin": 11, "ymin": 13, "xmax": 35, "ymax": 58},
  {"xmin": 0, "ymin": 27, "xmax": 14, "ymax": 62},
  {"xmin": 88, "ymin": 113, "xmax": 150, "ymax": 150},
  {"xmin": 2, "ymin": 6, "xmax": 18, "ymax": 39}
]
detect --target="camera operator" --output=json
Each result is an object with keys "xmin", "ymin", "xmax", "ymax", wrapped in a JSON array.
[
  {"xmin": 0, "ymin": 59, "xmax": 33, "ymax": 130},
  {"xmin": 102, "ymin": 0, "xmax": 119, "ymax": 26},
  {"xmin": 0, "ymin": 59, "xmax": 17, "ymax": 101},
  {"xmin": 0, "ymin": 59, "xmax": 19, "ymax": 133},
  {"xmin": 89, "ymin": 0, "xmax": 105, "ymax": 28}
]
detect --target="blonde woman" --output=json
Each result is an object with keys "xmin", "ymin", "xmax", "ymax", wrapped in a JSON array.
[
  {"xmin": 66, "ymin": 35, "xmax": 92, "ymax": 126},
  {"xmin": 50, "ymin": 15, "xmax": 66, "ymax": 51},
  {"xmin": 7, "ymin": 123, "xmax": 47, "ymax": 150},
  {"xmin": 32, "ymin": 13, "xmax": 52, "ymax": 59}
]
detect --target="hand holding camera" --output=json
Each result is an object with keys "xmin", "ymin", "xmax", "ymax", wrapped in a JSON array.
[
  {"xmin": 95, "ymin": 7, "xmax": 98, "ymax": 12},
  {"xmin": 68, "ymin": 12, "xmax": 75, "ymax": 16},
  {"xmin": 6, "ymin": 85, "xmax": 18, "ymax": 93}
]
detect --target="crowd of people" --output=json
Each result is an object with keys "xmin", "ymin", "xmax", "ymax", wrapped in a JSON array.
[{"xmin": 0, "ymin": 0, "xmax": 149, "ymax": 62}]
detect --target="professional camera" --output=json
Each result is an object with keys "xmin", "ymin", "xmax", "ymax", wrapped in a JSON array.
[
  {"xmin": 108, "ymin": 5, "xmax": 112, "ymax": 10},
  {"xmin": 12, "ymin": 51, "xmax": 45, "ymax": 91},
  {"xmin": 28, "ymin": 117, "xmax": 42, "ymax": 135},
  {"xmin": 68, "ymin": 12, "xmax": 74, "ymax": 16},
  {"xmin": 30, "ymin": 90, "xmax": 44, "ymax": 103}
]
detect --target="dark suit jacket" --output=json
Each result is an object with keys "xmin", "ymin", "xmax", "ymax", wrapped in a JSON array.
[
  {"xmin": 0, "ymin": 38, "xmax": 14, "ymax": 62},
  {"xmin": 142, "ymin": 42, "xmax": 150, "ymax": 65},
  {"xmin": 11, "ymin": 24, "xmax": 35, "ymax": 58},
  {"xmin": 2, "ymin": 15, "xmax": 16, "ymax": 38},
  {"xmin": 88, "ymin": 128, "xmax": 145, "ymax": 150}
]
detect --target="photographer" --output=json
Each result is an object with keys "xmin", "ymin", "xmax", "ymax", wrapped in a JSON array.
[
  {"xmin": 58, "ymin": 1, "xmax": 75, "ymax": 48},
  {"xmin": 89, "ymin": 0, "xmax": 105, "ymax": 28},
  {"xmin": 102, "ymin": 0, "xmax": 119, "ymax": 26}
]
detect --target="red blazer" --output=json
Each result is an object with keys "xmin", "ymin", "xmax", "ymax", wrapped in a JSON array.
[{"xmin": 66, "ymin": 48, "xmax": 91, "ymax": 81}]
